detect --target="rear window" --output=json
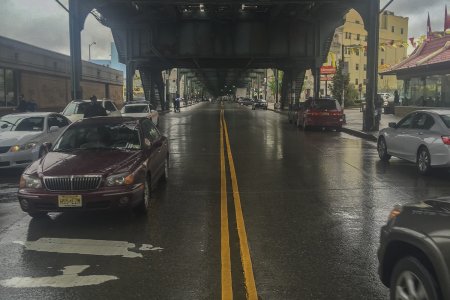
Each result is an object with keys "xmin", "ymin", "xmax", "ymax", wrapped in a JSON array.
[
  {"xmin": 440, "ymin": 115, "xmax": 450, "ymax": 128},
  {"xmin": 312, "ymin": 100, "xmax": 339, "ymax": 110},
  {"xmin": 63, "ymin": 102, "xmax": 90, "ymax": 115},
  {"xmin": 124, "ymin": 105, "xmax": 149, "ymax": 113}
]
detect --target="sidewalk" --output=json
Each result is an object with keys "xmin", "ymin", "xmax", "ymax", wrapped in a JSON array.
[{"xmin": 267, "ymin": 103, "xmax": 402, "ymax": 142}]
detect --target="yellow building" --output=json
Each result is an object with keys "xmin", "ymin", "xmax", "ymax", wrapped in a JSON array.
[{"xmin": 327, "ymin": 9, "xmax": 409, "ymax": 94}]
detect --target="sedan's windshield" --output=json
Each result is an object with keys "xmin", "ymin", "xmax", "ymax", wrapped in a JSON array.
[
  {"xmin": 0, "ymin": 116, "xmax": 44, "ymax": 132},
  {"xmin": 122, "ymin": 105, "xmax": 149, "ymax": 114},
  {"xmin": 53, "ymin": 123, "xmax": 141, "ymax": 151}
]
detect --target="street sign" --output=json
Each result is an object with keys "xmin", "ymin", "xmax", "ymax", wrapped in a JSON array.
[{"xmin": 320, "ymin": 66, "xmax": 336, "ymax": 75}]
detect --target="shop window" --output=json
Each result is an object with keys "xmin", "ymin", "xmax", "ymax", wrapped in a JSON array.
[{"xmin": 0, "ymin": 68, "xmax": 17, "ymax": 107}]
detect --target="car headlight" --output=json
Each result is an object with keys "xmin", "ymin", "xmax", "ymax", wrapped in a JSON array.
[
  {"xmin": 10, "ymin": 143, "xmax": 38, "ymax": 152},
  {"xmin": 19, "ymin": 174, "xmax": 42, "ymax": 189},
  {"xmin": 105, "ymin": 173, "xmax": 135, "ymax": 186}
]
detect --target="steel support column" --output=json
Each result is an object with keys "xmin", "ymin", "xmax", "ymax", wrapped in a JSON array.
[
  {"xmin": 280, "ymin": 69, "xmax": 292, "ymax": 110},
  {"xmin": 126, "ymin": 62, "xmax": 135, "ymax": 102},
  {"xmin": 313, "ymin": 66, "xmax": 321, "ymax": 98},
  {"xmin": 152, "ymin": 69, "xmax": 165, "ymax": 110},
  {"xmin": 69, "ymin": 0, "xmax": 82, "ymax": 100},
  {"xmin": 364, "ymin": 0, "xmax": 380, "ymax": 131},
  {"xmin": 274, "ymin": 69, "xmax": 279, "ymax": 104}
]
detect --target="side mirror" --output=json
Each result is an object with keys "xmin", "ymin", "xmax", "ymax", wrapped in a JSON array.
[
  {"xmin": 49, "ymin": 126, "xmax": 59, "ymax": 132},
  {"xmin": 42, "ymin": 142, "xmax": 52, "ymax": 154},
  {"xmin": 388, "ymin": 122, "xmax": 397, "ymax": 128},
  {"xmin": 106, "ymin": 110, "xmax": 111, "ymax": 114}
]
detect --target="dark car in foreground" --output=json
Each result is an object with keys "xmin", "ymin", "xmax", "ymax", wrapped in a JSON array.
[
  {"xmin": 18, "ymin": 117, "xmax": 169, "ymax": 218},
  {"xmin": 378, "ymin": 199, "xmax": 450, "ymax": 300},
  {"xmin": 296, "ymin": 98, "xmax": 345, "ymax": 130}
]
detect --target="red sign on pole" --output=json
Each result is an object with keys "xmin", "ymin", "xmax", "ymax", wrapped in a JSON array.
[{"xmin": 320, "ymin": 66, "xmax": 337, "ymax": 75}]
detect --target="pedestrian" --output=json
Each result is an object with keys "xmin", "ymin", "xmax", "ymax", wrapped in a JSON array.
[
  {"xmin": 17, "ymin": 94, "xmax": 28, "ymax": 112},
  {"xmin": 394, "ymin": 90, "xmax": 400, "ymax": 105},
  {"xmin": 27, "ymin": 98, "xmax": 38, "ymax": 112},
  {"xmin": 84, "ymin": 95, "xmax": 107, "ymax": 118},
  {"xmin": 174, "ymin": 94, "xmax": 181, "ymax": 112}
]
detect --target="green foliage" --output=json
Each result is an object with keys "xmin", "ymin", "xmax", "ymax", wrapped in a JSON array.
[
  {"xmin": 331, "ymin": 61, "xmax": 349, "ymax": 105},
  {"xmin": 345, "ymin": 84, "xmax": 359, "ymax": 106},
  {"xmin": 268, "ymin": 71, "xmax": 283, "ymax": 96}
]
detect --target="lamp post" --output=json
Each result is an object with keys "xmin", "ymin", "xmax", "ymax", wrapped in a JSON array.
[{"xmin": 88, "ymin": 41, "xmax": 96, "ymax": 61}]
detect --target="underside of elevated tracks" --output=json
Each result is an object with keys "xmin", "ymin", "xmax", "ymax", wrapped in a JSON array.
[{"xmin": 69, "ymin": 0, "xmax": 381, "ymax": 130}]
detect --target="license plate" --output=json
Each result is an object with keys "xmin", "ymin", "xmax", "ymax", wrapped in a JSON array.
[{"xmin": 58, "ymin": 195, "xmax": 82, "ymax": 207}]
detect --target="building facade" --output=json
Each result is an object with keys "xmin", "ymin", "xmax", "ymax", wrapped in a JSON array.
[
  {"xmin": 316, "ymin": 9, "xmax": 409, "ymax": 97},
  {"xmin": 0, "ymin": 36, "xmax": 123, "ymax": 113}
]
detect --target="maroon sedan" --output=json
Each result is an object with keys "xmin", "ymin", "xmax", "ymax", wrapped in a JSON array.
[
  {"xmin": 297, "ymin": 98, "xmax": 345, "ymax": 131},
  {"xmin": 17, "ymin": 117, "xmax": 169, "ymax": 218}
]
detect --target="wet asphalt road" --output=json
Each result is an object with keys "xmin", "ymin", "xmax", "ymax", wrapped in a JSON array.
[{"xmin": 2, "ymin": 102, "xmax": 450, "ymax": 299}]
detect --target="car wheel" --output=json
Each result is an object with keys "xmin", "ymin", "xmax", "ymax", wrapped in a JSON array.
[
  {"xmin": 161, "ymin": 156, "xmax": 169, "ymax": 183},
  {"xmin": 377, "ymin": 137, "xmax": 391, "ymax": 162},
  {"xmin": 417, "ymin": 147, "xmax": 432, "ymax": 175},
  {"xmin": 390, "ymin": 256, "xmax": 441, "ymax": 300},
  {"xmin": 336, "ymin": 125, "xmax": 342, "ymax": 132},
  {"xmin": 135, "ymin": 177, "xmax": 151, "ymax": 214},
  {"xmin": 28, "ymin": 212, "xmax": 47, "ymax": 218}
]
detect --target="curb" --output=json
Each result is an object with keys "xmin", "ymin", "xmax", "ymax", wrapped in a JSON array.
[{"xmin": 341, "ymin": 127, "xmax": 378, "ymax": 142}]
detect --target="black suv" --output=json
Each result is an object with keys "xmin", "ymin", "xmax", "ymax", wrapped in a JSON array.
[{"xmin": 378, "ymin": 198, "xmax": 450, "ymax": 300}]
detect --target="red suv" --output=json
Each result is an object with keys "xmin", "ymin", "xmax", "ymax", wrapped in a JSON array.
[
  {"xmin": 296, "ymin": 98, "xmax": 345, "ymax": 131},
  {"xmin": 17, "ymin": 117, "xmax": 169, "ymax": 218}
]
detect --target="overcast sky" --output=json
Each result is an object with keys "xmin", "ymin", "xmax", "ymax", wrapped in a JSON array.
[{"xmin": 0, "ymin": 0, "xmax": 448, "ymax": 60}]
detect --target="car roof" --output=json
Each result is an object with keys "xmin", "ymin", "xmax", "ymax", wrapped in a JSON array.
[
  {"xmin": 73, "ymin": 116, "xmax": 141, "ymax": 126},
  {"xmin": 408, "ymin": 109, "xmax": 450, "ymax": 115},
  {"xmin": 71, "ymin": 99, "xmax": 113, "ymax": 103},
  {"xmin": 123, "ymin": 102, "xmax": 150, "ymax": 106},
  {"xmin": 2, "ymin": 112, "xmax": 55, "ymax": 117}
]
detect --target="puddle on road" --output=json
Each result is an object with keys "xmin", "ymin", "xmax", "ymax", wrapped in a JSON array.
[
  {"xmin": 0, "ymin": 265, "xmax": 117, "ymax": 288},
  {"xmin": 14, "ymin": 238, "xmax": 164, "ymax": 258}
]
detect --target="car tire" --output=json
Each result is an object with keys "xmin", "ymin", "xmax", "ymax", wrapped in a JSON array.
[
  {"xmin": 390, "ymin": 256, "xmax": 441, "ymax": 300},
  {"xmin": 377, "ymin": 137, "xmax": 391, "ymax": 162},
  {"xmin": 135, "ymin": 177, "xmax": 151, "ymax": 214},
  {"xmin": 335, "ymin": 126, "xmax": 342, "ymax": 132},
  {"xmin": 417, "ymin": 147, "xmax": 432, "ymax": 175},
  {"xmin": 161, "ymin": 156, "xmax": 169, "ymax": 183},
  {"xmin": 28, "ymin": 212, "xmax": 47, "ymax": 218}
]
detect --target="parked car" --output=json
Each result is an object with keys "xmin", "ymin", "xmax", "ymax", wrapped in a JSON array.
[
  {"xmin": 17, "ymin": 117, "xmax": 169, "ymax": 218},
  {"xmin": 62, "ymin": 99, "xmax": 121, "ymax": 122},
  {"xmin": 0, "ymin": 113, "xmax": 70, "ymax": 168},
  {"xmin": 240, "ymin": 98, "xmax": 254, "ymax": 106},
  {"xmin": 121, "ymin": 101, "xmax": 159, "ymax": 126},
  {"xmin": 296, "ymin": 98, "xmax": 345, "ymax": 131},
  {"xmin": 252, "ymin": 99, "xmax": 268, "ymax": 110},
  {"xmin": 377, "ymin": 110, "xmax": 450, "ymax": 175},
  {"xmin": 378, "ymin": 198, "xmax": 450, "ymax": 300}
]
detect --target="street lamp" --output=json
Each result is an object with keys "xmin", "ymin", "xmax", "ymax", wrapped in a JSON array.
[{"xmin": 88, "ymin": 41, "xmax": 96, "ymax": 61}]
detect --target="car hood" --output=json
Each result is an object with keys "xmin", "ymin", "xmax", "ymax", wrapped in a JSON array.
[
  {"xmin": 0, "ymin": 131, "xmax": 42, "ymax": 146},
  {"xmin": 31, "ymin": 149, "xmax": 142, "ymax": 177}
]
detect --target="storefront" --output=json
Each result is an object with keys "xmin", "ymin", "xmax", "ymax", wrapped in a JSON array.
[{"xmin": 382, "ymin": 35, "xmax": 450, "ymax": 108}]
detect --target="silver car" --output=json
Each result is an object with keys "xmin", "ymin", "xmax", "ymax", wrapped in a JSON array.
[
  {"xmin": 378, "ymin": 110, "xmax": 450, "ymax": 175},
  {"xmin": 120, "ymin": 101, "xmax": 159, "ymax": 126},
  {"xmin": 0, "ymin": 113, "xmax": 70, "ymax": 168}
]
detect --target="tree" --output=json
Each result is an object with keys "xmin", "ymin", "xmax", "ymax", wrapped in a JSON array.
[
  {"xmin": 268, "ymin": 71, "xmax": 283, "ymax": 98},
  {"xmin": 331, "ymin": 61, "xmax": 349, "ymax": 105}
]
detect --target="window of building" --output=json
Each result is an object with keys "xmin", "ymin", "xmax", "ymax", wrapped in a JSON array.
[
  {"xmin": 401, "ymin": 28, "xmax": 404, "ymax": 35},
  {"xmin": 345, "ymin": 32, "xmax": 352, "ymax": 39},
  {"xmin": 356, "ymin": 63, "xmax": 359, "ymax": 71},
  {"xmin": 355, "ymin": 49, "xmax": 360, "ymax": 56},
  {"xmin": 380, "ymin": 75, "xmax": 384, "ymax": 79},
  {"xmin": 364, "ymin": 64, "xmax": 367, "ymax": 71},
  {"xmin": 363, "ymin": 79, "xmax": 367, "ymax": 85},
  {"xmin": 356, "ymin": 34, "xmax": 360, "ymax": 41},
  {"xmin": 0, "ymin": 68, "xmax": 17, "ymax": 108},
  {"xmin": 391, "ymin": 26, "xmax": 395, "ymax": 33},
  {"xmin": 355, "ymin": 20, "xmax": 360, "ymax": 24},
  {"xmin": 364, "ymin": 50, "xmax": 367, "ymax": 56},
  {"xmin": 355, "ymin": 79, "xmax": 359, "ymax": 85},
  {"xmin": 364, "ymin": 35, "xmax": 368, "ymax": 42},
  {"xmin": 381, "ymin": 58, "xmax": 385, "ymax": 65}
]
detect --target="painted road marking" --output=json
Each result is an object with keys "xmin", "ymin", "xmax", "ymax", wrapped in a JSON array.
[
  {"xmin": 0, "ymin": 265, "xmax": 117, "ymax": 288},
  {"xmin": 13, "ymin": 238, "xmax": 163, "ymax": 258},
  {"xmin": 220, "ymin": 109, "xmax": 233, "ymax": 300},
  {"xmin": 222, "ymin": 112, "xmax": 258, "ymax": 300}
]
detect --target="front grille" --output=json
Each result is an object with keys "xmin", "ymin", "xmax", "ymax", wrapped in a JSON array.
[
  {"xmin": 44, "ymin": 176, "xmax": 102, "ymax": 191},
  {"xmin": 0, "ymin": 146, "xmax": 10, "ymax": 154}
]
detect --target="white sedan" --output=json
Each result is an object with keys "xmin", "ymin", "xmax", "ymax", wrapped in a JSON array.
[
  {"xmin": 378, "ymin": 110, "xmax": 450, "ymax": 174},
  {"xmin": 62, "ymin": 99, "xmax": 121, "ymax": 122},
  {"xmin": 120, "ymin": 101, "xmax": 159, "ymax": 126},
  {"xmin": 0, "ymin": 112, "xmax": 70, "ymax": 168}
]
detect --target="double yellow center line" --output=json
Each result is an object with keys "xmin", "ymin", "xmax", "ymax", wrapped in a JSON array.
[{"xmin": 220, "ymin": 109, "xmax": 258, "ymax": 300}]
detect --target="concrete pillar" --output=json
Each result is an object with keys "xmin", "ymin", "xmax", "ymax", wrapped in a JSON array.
[
  {"xmin": 69, "ymin": 0, "xmax": 82, "ymax": 100},
  {"xmin": 364, "ymin": 0, "xmax": 380, "ymax": 131}
]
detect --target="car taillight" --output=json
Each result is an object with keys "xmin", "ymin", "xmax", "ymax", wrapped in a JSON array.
[
  {"xmin": 329, "ymin": 111, "xmax": 342, "ymax": 116},
  {"xmin": 442, "ymin": 136, "xmax": 450, "ymax": 145},
  {"xmin": 305, "ymin": 110, "xmax": 320, "ymax": 116}
]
